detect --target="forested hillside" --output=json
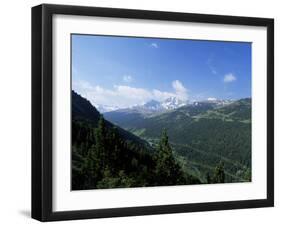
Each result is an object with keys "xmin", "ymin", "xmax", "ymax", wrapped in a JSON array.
[
  {"xmin": 72, "ymin": 91, "xmax": 202, "ymax": 190},
  {"xmin": 105, "ymin": 98, "xmax": 252, "ymax": 183}
]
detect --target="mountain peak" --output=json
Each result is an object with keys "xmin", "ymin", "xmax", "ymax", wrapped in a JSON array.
[
  {"xmin": 161, "ymin": 96, "xmax": 187, "ymax": 110},
  {"xmin": 143, "ymin": 99, "xmax": 161, "ymax": 107},
  {"xmin": 139, "ymin": 99, "xmax": 163, "ymax": 112}
]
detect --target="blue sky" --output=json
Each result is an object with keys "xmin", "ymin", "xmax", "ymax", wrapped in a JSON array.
[{"xmin": 72, "ymin": 34, "xmax": 251, "ymax": 108}]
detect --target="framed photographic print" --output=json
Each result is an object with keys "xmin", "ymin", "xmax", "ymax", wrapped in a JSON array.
[{"xmin": 32, "ymin": 4, "xmax": 274, "ymax": 221}]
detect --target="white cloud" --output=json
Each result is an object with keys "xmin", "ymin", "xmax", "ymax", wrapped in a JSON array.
[
  {"xmin": 172, "ymin": 80, "xmax": 188, "ymax": 101},
  {"xmin": 73, "ymin": 79, "xmax": 188, "ymax": 108},
  {"xmin": 114, "ymin": 85, "xmax": 151, "ymax": 102},
  {"xmin": 73, "ymin": 80, "xmax": 93, "ymax": 91},
  {"xmin": 122, "ymin": 75, "xmax": 133, "ymax": 83},
  {"xmin": 152, "ymin": 89, "xmax": 176, "ymax": 101},
  {"xmin": 150, "ymin": 43, "xmax": 159, "ymax": 48},
  {"xmin": 223, "ymin": 73, "xmax": 237, "ymax": 83},
  {"xmin": 207, "ymin": 97, "xmax": 217, "ymax": 101}
]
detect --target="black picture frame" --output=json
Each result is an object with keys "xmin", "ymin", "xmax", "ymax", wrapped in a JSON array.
[{"xmin": 32, "ymin": 3, "xmax": 274, "ymax": 222}]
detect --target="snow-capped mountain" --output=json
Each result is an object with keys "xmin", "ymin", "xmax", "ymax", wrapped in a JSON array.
[
  {"xmin": 98, "ymin": 97, "xmax": 188, "ymax": 115},
  {"xmin": 97, "ymin": 97, "xmax": 232, "ymax": 114},
  {"xmin": 161, "ymin": 97, "xmax": 187, "ymax": 110},
  {"xmin": 132, "ymin": 97, "xmax": 188, "ymax": 113},
  {"xmin": 142, "ymin": 100, "xmax": 164, "ymax": 111},
  {"xmin": 125, "ymin": 100, "xmax": 164, "ymax": 115}
]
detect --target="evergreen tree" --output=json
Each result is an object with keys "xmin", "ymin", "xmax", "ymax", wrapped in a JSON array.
[
  {"xmin": 94, "ymin": 116, "xmax": 107, "ymax": 173},
  {"xmin": 106, "ymin": 126, "xmax": 121, "ymax": 174},
  {"xmin": 213, "ymin": 161, "xmax": 225, "ymax": 183},
  {"xmin": 244, "ymin": 168, "xmax": 251, "ymax": 181},
  {"xmin": 155, "ymin": 129, "xmax": 185, "ymax": 185}
]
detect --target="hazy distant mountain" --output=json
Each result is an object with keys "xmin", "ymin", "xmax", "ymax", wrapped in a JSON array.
[
  {"xmin": 104, "ymin": 97, "xmax": 234, "ymax": 125},
  {"xmin": 94, "ymin": 104, "xmax": 119, "ymax": 113},
  {"xmin": 102, "ymin": 96, "xmax": 188, "ymax": 118},
  {"xmin": 105, "ymin": 98, "xmax": 251, "ymax": 138},
  {"xmin": 135, "ymin": 97, "xmax": 188, "ymax": 113},
  {"xmin": 99, "ymin": 96, "xmax": 233, "ymax": 115},
  {"xmin": 193, "ymin": 99, "xmax": 233, "ymax": 107},
  {"xmin": 143, "ymin": 100, "xmax": 163, "ymax": 111}
]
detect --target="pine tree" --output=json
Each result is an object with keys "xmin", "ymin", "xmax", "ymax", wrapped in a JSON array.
[
  {"xmin": 94, "ymin": 116, "xmax": 107, "ymax": 173},
  {"xmin": 107, "ymin": 126, "xmax": 120, "ymax": 174},
  {"xmin": 213, "ymin": 161, "xmax": 225, "ymax": 183},
  {"xmin": 155, "ymin": 129, "xmax": 185, "ymax": 185}
]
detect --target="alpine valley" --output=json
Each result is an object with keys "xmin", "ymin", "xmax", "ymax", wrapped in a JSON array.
[
  {"xmin": 104, "ymin": 96, "xmax": 251, "ymax": 183},
  {"xmin": 72, "ymin": 90, "xmax": 251, "ymax": 190}
]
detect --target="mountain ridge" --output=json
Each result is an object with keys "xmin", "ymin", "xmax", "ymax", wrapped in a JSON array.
[{"xmin": 99, "ymin": 96, "xmax": 236, "ymax": 115}]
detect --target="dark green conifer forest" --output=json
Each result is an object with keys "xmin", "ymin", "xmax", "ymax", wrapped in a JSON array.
[{"xmin": 72, "ymin": 116, "xmax": 202, "ymax": 190}]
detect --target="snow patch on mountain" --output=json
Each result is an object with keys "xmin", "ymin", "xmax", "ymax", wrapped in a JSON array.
[
  {"xmin": 161, "ymin": 97, "xmax": 187, "ymax": 110},
  {"xmin": 97, "ymin": 96, "xmax": 233, "ymax": 114}
]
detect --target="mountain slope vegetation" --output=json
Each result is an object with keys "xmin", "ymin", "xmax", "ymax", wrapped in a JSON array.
[
  {"xmin": 72, "ymin": 91, "xmax": 201, "ymax": 190},
  {"xmin": 104, "ymin": 98, "xmax": 252, "ymax": 182}
]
